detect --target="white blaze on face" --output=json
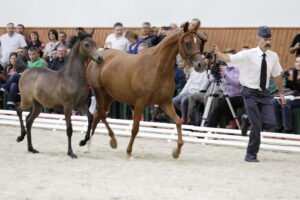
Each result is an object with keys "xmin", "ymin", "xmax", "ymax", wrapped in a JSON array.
[{"xmin": 193, "ymin": 37, "xmax": 197, "ymax": 44}]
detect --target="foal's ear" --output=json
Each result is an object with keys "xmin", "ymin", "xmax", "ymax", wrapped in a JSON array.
[
  {"xmin": 183, "ymin": 22, "xmax": 189, "ymax": 32},
  {"xmin": 78, "ymin": 30, "xmax": 87, "ymax": 40},
  {"xmin": 90, "ymin": 28, "xmax": 95, "ymax": 38}
]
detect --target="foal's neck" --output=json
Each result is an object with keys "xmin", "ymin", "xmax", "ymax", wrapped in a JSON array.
[{"xmin": 64, "ymin": 42, "xmax": 87, "ymax": 84}]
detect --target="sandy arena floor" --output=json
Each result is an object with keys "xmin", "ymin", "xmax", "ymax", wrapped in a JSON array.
[{"xmin": 0, "ymin": 125, "xmax": 300, "ymax": 200}]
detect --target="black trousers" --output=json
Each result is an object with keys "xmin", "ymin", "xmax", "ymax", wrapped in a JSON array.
[
  {"xmin": 207, "ymin": 95, "xmax": 244, "ymax": 127},
  {"xmin": 241, "ymin": 87, "xmax": 277, "ymax": 158}
]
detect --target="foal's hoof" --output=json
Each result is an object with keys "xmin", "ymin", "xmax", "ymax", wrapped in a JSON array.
[
  {"xmin": 28, "ymin": 148, "xmax": 39, "ymax": 154},
  {"xmin": 79, "ymin": 140, "xmax": 87, "ymax": 146},
  {"xmin": 68, "ymin": 152, "xmax": 78, "ymax": 159},
  {"xmin": 16, "ymin": 136, "xmax": 24, "ymax": 142},
  {"xmin": 172, "ymin": 148, "xmax": 180, "ymax": 159},
  {"xmin": 110, "ymin": 138, "xmax": 117, "ymax": 149}
]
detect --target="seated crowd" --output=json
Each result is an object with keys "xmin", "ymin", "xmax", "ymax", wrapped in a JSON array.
[{"xmin": 0, "ymin": 21, "xmax": 299, "ymax": 134}]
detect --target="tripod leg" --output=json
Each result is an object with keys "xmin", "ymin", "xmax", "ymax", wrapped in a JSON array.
[
  {"xmin": 201, "ymin": 95, "xmax": 214, "ymax": 127},
  {"xmin": 224, "ymin": 95, "xmax": 241, "ymax": 129}
]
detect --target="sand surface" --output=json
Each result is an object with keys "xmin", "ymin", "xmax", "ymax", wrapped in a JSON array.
[{"xmin": 0, "ymin": 125, "xmax": 300, "ymax": 200}]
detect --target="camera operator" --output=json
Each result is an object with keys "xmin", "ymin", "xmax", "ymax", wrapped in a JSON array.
[
  {"xmin": 212, "ymin": 26, "xmax": 285, "ymax": 162},
  {"xmin": 271, "ymin": 55, "xmax": 300, "ymax": 133},
  {"xmin": 206, "ymin": 60, "xmax": 244, "ymax": 128}
]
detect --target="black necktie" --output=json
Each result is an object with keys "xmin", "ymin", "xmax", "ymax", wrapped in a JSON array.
[{"xmin": 260, "ymin": 53, "xmax": 267, "ymax": 90}]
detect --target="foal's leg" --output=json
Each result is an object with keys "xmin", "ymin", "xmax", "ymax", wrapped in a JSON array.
[
  {"xmin": 25, "ymin": 101, "xmax": 43, "ymax": 153},
  {"xmin": 16, "ymin": 107, "xmax": 26, "ymax": 142},
  {"xmin": 64, "ymin": 107, "xmax": 77, "ymax": 158},
  {"xmin": 127, "ymin": 103, "xmax": 144, "ymax": 158},
  {"xmin": 160, "ymin": 102, "xmax": 183, "ymax": 159}
]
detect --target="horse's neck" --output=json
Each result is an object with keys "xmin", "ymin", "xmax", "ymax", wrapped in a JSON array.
[
  {"xmin": 154, "ymin": 31, "xmax": 181, "ymax": 73},
  {"xmin": 63, "ymin": 46, "xmax": 87, "ymax": 83}
]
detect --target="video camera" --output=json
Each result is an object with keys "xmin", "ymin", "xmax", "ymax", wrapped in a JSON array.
[{"xmin": 209, "ymin": 60, "xmax": 227, "ymax": 81}]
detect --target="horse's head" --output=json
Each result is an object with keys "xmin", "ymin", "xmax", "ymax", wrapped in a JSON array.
[
  {"xmin": 178, "ymin": 21, "xmax": 205, "ymax": 71},
  {"xmin": 78, "ymin": 30, "xmax": 103, "ymax": 64}
]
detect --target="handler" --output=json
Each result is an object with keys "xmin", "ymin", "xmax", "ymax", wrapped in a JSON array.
[{"xmin": 212, "ymin": 26, "xmax": 286, "ymax": 162}]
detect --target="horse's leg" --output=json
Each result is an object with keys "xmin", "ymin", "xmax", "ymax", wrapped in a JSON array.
[
  {"xmin": 25, "ymin": 101, "xmax": 43, "ymax": 153},
  {"xmin": 16, "ymin": 105, "xmax": 27, "ymax": 142},
  {"xmin": 127, "ymin": 103, "xmax": 144, "ymax": 158},
  {"xmin": 101, "ymin": 98, "xmax": 117, "ymax": 149},
  {"xmin": 160, "ymin": 102, "xmax": 183, "ymax": 159},
  {"xmin": 64, "ymin": 107, "xmax": 77, "ymax": 158},
  {"xmin": 79, "ymin": 110, "xmax": 94, "ymax": 146}
]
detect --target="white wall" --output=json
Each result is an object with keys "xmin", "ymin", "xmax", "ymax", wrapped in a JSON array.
[{"xmin": 1, "ymin": 0, "xmax": 299, "ymax": 27}]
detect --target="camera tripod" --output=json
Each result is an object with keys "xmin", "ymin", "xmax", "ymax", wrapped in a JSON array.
[{"xmin": 200, "ymin": 79, "xmax": 241, "ymax": 129}]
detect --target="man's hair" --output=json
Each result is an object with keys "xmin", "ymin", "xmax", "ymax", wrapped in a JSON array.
[
  {"xmin": 17, "ymin": 24, "xmax": 24, "ymax": 28},
  {"xmin": 58, "ymin": 31, "xmax": 67, "ymax": 37},
  {"xmin": 7, "ymin": 22, "xmax": 14, "ymax": 26},
  {"xmin": 28, "ymin": 47, "xmax": 40, "ymax": 53},
  {"xmin": 113, "ymin": 22, "xmax": 123, "ymax": 28},
  {"xmin": 142, "ymin": 22, "xmax": 151, "ymax": 27}
]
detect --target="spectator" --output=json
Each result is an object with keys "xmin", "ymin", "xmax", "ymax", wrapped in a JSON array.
[
  {"xmin": 49, "ymin": 45, "xmax": 68, "ymax": 71},
  {"xmin": 16, "ymin": 24, "xmax": 26, "ymax": 41},
  {"xmin": 125, "ymin": 31, "xmax": 144, "ymax": 54},
  {"xmin": 54, "ymin": 31, "xmax": 68, "ymax": 51},
  {"xmin": 0, "ymin": 52, "xmax": 21, "ymax": 109},
  {"xmin": 176, "ymin": 54, "xmax": 192, "ymax": 79},
  {"xmin": 137, "ymin": 43, "xmax": 148, "ymax": 53},
  {"xmin": 289, "ymin": 34, "xmax": 300, "ymax": 57},
  {"xmin": 27, "ymin": 31, "xmax": 45, "ymax": 57},
  {"xmin": 140, "ymin": 22, "xmax": 156, "ymax": 47},
  {"xmin": 16, "ymin": 47, "xmax": 27, "ymax": 57},
  {"xmin": 272, "ymin": 55, "xmax": 300, "ymax": 133},
  {"xmin": 27, "ymin": 47, "xmax": 47, "ymax": 68},
  {"xmin": 173, "ymin": 65, "xmax": 210, "ymax": 124},
  {"xmin": 0, "ymin": 23, "xmax": 27, "ymax": 66},
  {"xmin": 104, "ymin": 22, "xmax": 129, "ymax": 52},
  {"xmin": 207, "ymin": 63, "xmax": 244, "ymax": 128},
  {"xmin": 44, "ymin": 29, "xmax": 59, "ymax": 62}
]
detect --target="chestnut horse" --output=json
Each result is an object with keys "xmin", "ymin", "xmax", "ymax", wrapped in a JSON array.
[
  {"xmin": 16, "ymin": 30, "xmax": 102, "ymax": 158},
  {"xmin": 80, "ymin": 21, "xmax": 205, "ymax": 158}
]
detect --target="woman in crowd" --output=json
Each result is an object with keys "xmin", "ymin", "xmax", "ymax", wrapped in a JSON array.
[
  {"xmin": 27, "ymin": 31, "xmax": 45, "ymax": 57},
  {"xmin": 272, "ymin": 56, "xmax": 300, "ymax": 133},
  {"xmin": 43, "ymin": 29, "xmax": 59, "ymax": 62},
  {"xmin": 125, "ymin": 30, "xmax": 144, "ymax": 54}
]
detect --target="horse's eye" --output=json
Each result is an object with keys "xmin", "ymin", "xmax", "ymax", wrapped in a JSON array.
[
  {"xmin": 84, "ymin": 43, "xmax": 90, "ymax": 48},
  {"xmin": 184, "ymin": 41, "xmax": 192, "ymax": 49}
]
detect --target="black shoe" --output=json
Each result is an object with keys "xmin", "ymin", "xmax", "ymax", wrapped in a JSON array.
[
  {"xmin": 241, "ymin": 114, "xmax": 249, "ymax": 136},
  {"xmin": 7, "ymin": 104, "xmax": 15, "ymax": 110},
  {"xmin": 282, "ymin": 128, "xmax": 293, "ymax": 134},
  {"xmin": 244, "ymin": 156, "xmax": 259, "ymax": 162},
  {"xmin": 275, "ymin": 126, "xmax": 284, "ymax": 133}
]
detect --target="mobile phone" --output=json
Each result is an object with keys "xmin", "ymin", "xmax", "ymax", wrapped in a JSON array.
[{"xmin": 162, "ymin": 26, "xmax": 172, "ymax": 30}]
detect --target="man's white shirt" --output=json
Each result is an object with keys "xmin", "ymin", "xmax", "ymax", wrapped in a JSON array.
[
  {"xmin": 104, "ymin": 33, "xmax": 129, "ymax": 52},
  {"xmin": 228, "ymin": 46, "xmax": 282, "ymax": 89}
]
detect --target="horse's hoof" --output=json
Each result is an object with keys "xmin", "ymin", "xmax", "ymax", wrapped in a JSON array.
[
  {"xmin": 28, "ymin": 148, "xmax": 39, "ymax": 154},
  {"xmin": 172, "ymin": 148, "xmax": 180, "ymax": 159},
  {"xmin": 79, "ymin": 140, "xmax": 86, "ymax": 146},
  {"xmin": 16, "ymin": 136, "xmax": 24, "ymax": 142},
  {"xmin": 110, "ymin": 139, "xmax": 117, "ymax": 149},
  {"xmin": 68, "ymin": 152, "xmax": 78, "ymax": 159}
]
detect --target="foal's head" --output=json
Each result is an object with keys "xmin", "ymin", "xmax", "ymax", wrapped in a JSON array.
[
  {"xmin": 70, "ymin": 30, "xmax": 103, "ymax": 64},
  {"xmin": 178, "ymin": 21, "xmax": 205, "ymax": 71}
]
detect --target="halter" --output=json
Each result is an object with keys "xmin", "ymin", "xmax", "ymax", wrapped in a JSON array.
[{"xmin": 181, "ymin": 31, "xmax": 202, "ymax": 63}]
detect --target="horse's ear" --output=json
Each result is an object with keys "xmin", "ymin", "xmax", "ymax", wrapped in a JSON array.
[
  {"xmin": 183, "ymin": 22, "xmax": 189, "ymax": 32},
  {"xmin": 90, "ymin": 28, "xmax": 95, "ymax": 38},
  {"xmin": 189, "ymin": 20, "xmax": 200, "ymax": 31}
]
